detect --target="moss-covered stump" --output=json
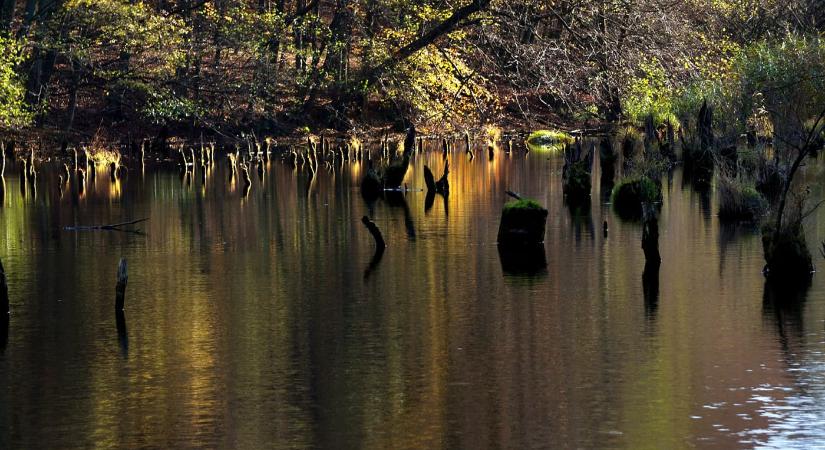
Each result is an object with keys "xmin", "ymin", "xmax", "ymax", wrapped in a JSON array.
[
  {"xmin": 762, "ymin": 225, "xmax": 814, "ymax": 281},
  {"xmin": 563, "ymin": 160, "xmax": 591, "ymax": 204},
  {"xmin": 611, "ymin": 176, "xmax": 662, "ymax": 220},
  {"xmin": 497, "ymin": 199, "xmax": 549, "ymax": 245}
]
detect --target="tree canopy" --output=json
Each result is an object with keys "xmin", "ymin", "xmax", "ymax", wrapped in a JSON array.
[{"xmin": 0, "ymin": 0, "xmax": 822, "ymax": 138}]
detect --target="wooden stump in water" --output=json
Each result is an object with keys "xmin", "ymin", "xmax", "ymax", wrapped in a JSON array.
[
  {"xmin": 115, "ymin": 258, "xmax": 128, "ymax": 311},
  {"xmin": 642, "ymin": 203, "xmax": 661, "ymax": 268}
]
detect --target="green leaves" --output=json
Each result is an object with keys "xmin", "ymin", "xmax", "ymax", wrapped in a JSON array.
[{"xmin": 0, "ymin": 36, "xmax": 32, "ymax": 130}]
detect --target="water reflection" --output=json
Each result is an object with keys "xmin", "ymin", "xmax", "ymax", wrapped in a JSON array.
[
  {"xmin": 115, "ymin": 310, "xmax": 128, "ymax": 357},
  {"xmin": 0, "ymin": 147, "xmax": 822, "ymax": 448},
  {"xmin": 498, "ymin": 244, "xmax": 548, "ymax": 277}
]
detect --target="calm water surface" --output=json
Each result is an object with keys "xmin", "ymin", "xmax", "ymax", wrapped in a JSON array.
[{"xmin": 0, "ymin": 143, "xmax": 824, "ymax": 449}]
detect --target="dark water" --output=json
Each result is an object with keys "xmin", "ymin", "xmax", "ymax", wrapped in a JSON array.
[{"xmin": 1, "ymin": 144, "xmax": 824, "ymax": 449}]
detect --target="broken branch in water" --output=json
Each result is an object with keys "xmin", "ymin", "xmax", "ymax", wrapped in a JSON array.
[
  {"xmin": 505, "ymin": 190, "xmax": 522, "ymax": 200},
  {"xmin": 64, "ymin": 218, "xmax": 149, "ymax": 233}
]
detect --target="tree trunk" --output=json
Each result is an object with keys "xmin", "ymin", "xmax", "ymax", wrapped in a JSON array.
[
  {"xmin": 65, "ymin": 58, "xmax": 79, "ymax": 131},
  {"xmin": 361, "ymin": 0, "xmax": 492, "ymax": 90}
]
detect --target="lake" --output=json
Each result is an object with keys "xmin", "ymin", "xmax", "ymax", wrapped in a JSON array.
[{"xmin": 1, "ymin": 141, "xmax": 824, "ymax": 448}]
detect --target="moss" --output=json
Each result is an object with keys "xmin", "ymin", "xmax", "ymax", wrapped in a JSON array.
[
  {"xmin": 526, "ymin": 130, "xmax": 574, "ymax": 152},
  {"xmin": 503, "ymin": 198, "xmax": 545, "ymax": 212},
  {"xmin": 611, "ymin": 176, "xmax": 662, "ymax": 220}
]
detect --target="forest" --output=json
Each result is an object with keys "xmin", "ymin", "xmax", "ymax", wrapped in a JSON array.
[
  {"xmin": 0, "ymin": 1, "xmax": 819, "ymax": 136},
  {"xmin": 4, "ymin": 2, "xmax": 825, "ymax": 448}
]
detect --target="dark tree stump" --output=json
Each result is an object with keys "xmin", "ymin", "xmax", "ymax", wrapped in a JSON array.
[{"xmin": 115, "ymin": 258, "xmax": 128, "ymax": 311}]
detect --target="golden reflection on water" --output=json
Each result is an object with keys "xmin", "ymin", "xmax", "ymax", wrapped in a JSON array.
[{"xmin": 0, "ymin": 148, "xmax": 823, "ymax": 448}]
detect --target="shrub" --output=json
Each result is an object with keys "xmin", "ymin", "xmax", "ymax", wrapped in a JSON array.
[
  {"xmin": 717, "ymin": 176, "xmax": 767, "ymax": 221},
  {"xmin": 611, "ymin": 176, "xmax": 662, "ymax": 219},
  {"xmin": 0, "ymin": 36, "xmax": 32, "ymax": 130}
]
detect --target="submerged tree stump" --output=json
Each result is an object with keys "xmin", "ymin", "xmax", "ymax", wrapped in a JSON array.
[
  {"xmin": 115, "ymin": 258, "xmax": 128, "ymax": 311},
  {"xmin": 562, "ymin": 141, "xmax": 593, "ymax": 204},
  {"xmin": 762, "ymin": 225, "xmax": 814, "ymax": 282},
  {"xmin": 641, "ymin": 203, "xmax": 661, "ymax": 268}
]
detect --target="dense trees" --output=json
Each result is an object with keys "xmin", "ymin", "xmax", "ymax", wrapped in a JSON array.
[{"xmin": 0, "ymin": 0, "xmax": 822, "ymax": 137}]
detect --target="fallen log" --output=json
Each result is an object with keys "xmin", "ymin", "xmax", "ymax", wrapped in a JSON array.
[{"xmin": 64, "ymin": 218, "xmax": 149, "ymax": 233}]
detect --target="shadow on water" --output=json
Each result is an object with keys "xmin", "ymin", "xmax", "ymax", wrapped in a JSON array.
[
  {"xmin": 385, "ymin": 191, "xmax": 416, "ymax": 240},
  {"xmin": 363, "ymin": 246, "xmax": 385, "ymax": 281},
  {"xmin": 116, "ymin": 311, "xmax": 128, "ymax": 357},
  {"xmin": 1, "ymin": 314, "xmax": 8, "ymax": 354},
  {"xmin": 497, "ymin": 244, "xmax": 548, "ymax": 278},
  {"xmin": 566, "ymin": 199, "xmax": 594, "ymax": 244},
  {"xmin": 424, "ymin": 191, "xmax": 449, "ymax": 216},
  {"xmin": 682, "ymin": 166, "xmax": 713, "ymax": 222},
  {"xmin": 762, "ymin": 279, "xmax": 811, "ymax": 354},
  {"xmin": 642, "ymin": 262, "xmax": 660, "ymax": 320}
]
